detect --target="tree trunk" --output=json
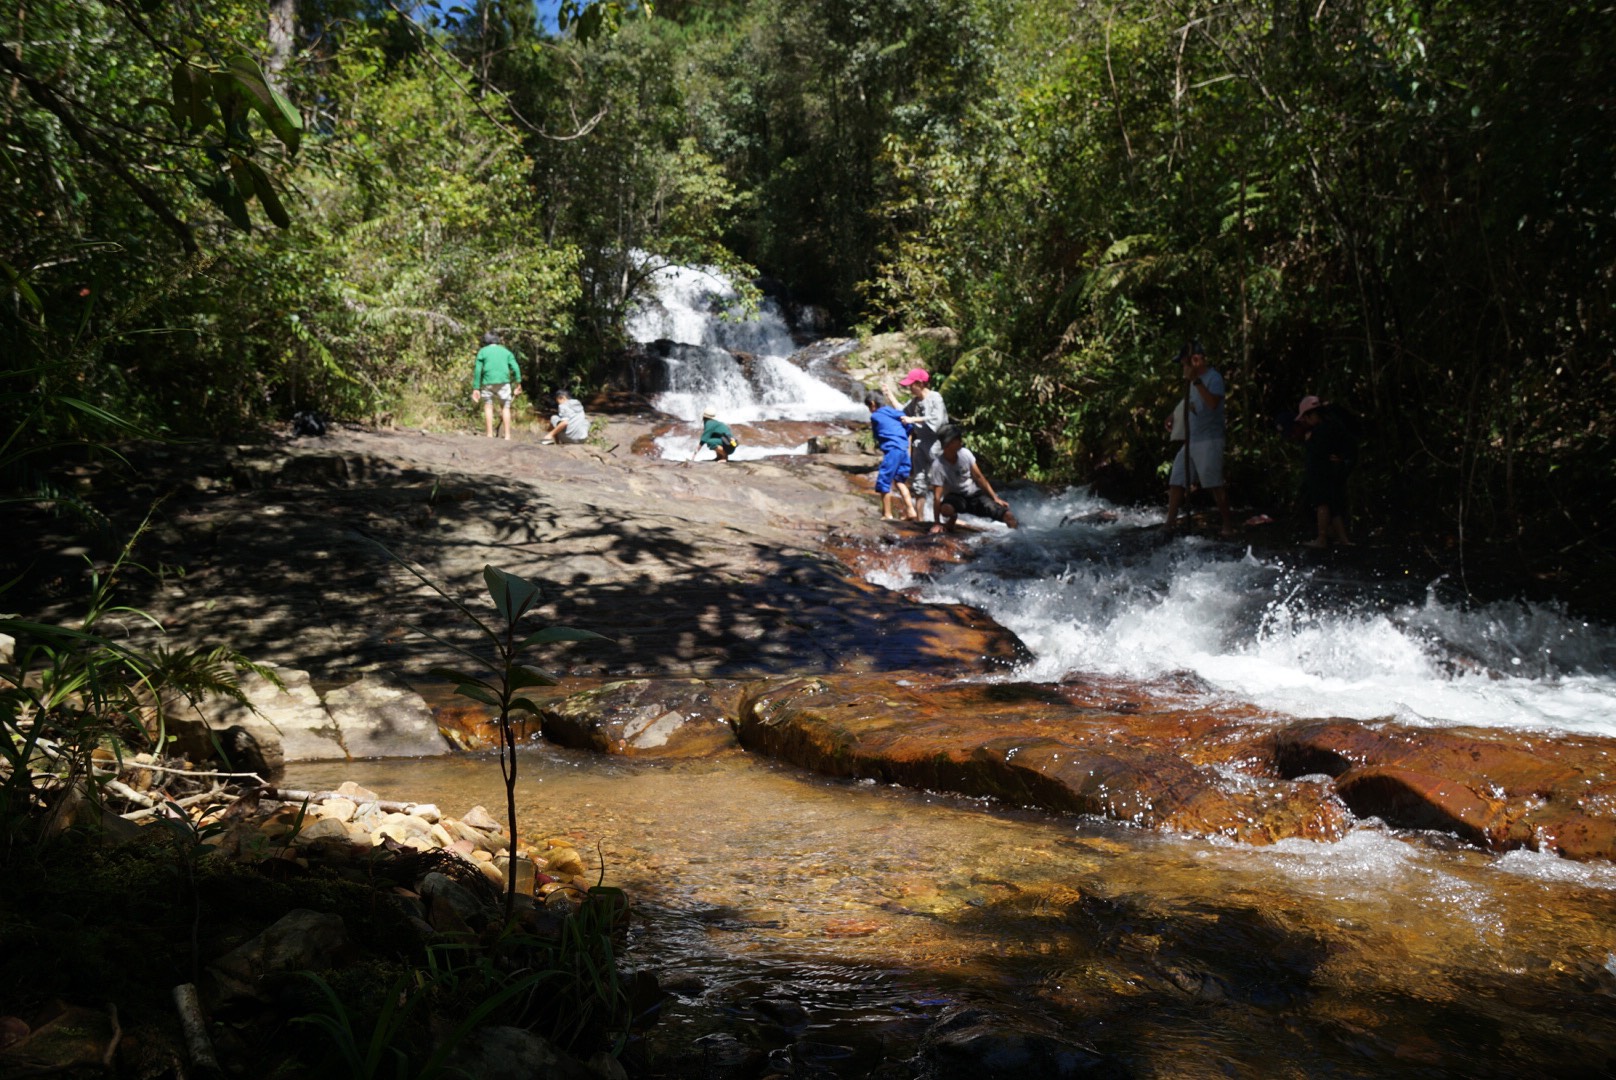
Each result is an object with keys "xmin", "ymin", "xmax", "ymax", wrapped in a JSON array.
[{"xmin": 267, "ymin": 0, "xmax": 295, "ymax": 81}]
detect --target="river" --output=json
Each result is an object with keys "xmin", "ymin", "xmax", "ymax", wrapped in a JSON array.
[{"xmin": 290, "ymin": 267, "xmax": 1616, "ymax": 1076}]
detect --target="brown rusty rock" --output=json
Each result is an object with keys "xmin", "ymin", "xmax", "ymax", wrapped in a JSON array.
[
  {"xmin": 738, "ymin": 675, "xmax": 1349, "ymax": 845},
  {"xmin": 540, "ymin": 678, "xmax": 742, "ymax": 757},
  {"xmin": 1334, "ymin": 765, "xmax": 1507, "ymax": 846},
  {"xmin": 1271, "ymin": 719, "xmax": 1616, "ymax": 859}
]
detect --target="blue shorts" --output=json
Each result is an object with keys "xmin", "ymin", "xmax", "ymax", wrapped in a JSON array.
[{"xmin": 875, "ymin": 447, "xmax": 912, "ymax": 493}]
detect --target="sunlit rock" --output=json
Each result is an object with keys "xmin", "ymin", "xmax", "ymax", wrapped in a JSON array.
[{"xmin": 540, "ymin": 679, "xmax": 742, "ymax": 757}]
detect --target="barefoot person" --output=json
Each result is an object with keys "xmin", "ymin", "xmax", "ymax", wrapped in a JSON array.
[
  {"xmin": 1296, "ymin": 394, "xmax": 1359, "ymax": 548},
  {"xmin": 542, "ymin": 389, "xmax": 589, "ymax": 444},
  {"xmin": 1163, "ymin": 339, "xmax": 1235, "ymax": 537},
  {"xmin": 885, "ymin": 367, "xmax": 948, "ymax": 521},
  {"xmin": 698, "ymin": 408, "xmax": 739, "ymax": 461},
  {"xmin": 929, "ymin": 424, "xmax": 1017, "ymax": 533},
  {"xmin": 471, "ymin": 332, "xmax": 522, "ymax": 440},
  {"xmin": 866, "ymin": 393, "xmax": 918, "ymax": 520}
]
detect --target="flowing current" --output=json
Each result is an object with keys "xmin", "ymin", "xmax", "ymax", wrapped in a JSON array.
[
  {"xmin": 627, "ymin": 262, "xmax": 864, "ymax": 461},
  {"xmin": 290, "ymin": 268, "xmax": 1616, "ymax": 1075}
]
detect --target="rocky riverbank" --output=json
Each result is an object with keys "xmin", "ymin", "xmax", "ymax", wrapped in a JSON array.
[{"xmin": 10, "ymin": 412, "xmax": 1616, "ymax": 861}]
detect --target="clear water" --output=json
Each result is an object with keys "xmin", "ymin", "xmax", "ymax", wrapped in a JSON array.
[{"xmin": 289, "ymin": 747, "xmax": 1616, "ymax": 1077}]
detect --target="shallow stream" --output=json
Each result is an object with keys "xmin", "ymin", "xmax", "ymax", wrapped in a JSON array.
[{"xmin": 287, "ymin": 740, "xmax": 1616, "ymax": 1077}]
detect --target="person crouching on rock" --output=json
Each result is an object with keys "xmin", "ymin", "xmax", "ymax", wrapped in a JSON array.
[
  {"xmin": 929, "ymin": 424, "xmax": 1017, "ymax": 534},
  {"xmin": 543, "ymin": 389, "xmax": 589, "ymax": 444},
  {"xmin": 699, "ymin": 408, "xmax": 739, "ymax": 461},
  {"xmin": 866, "ymin": 393, "xmax": 918, "ymax": 521}
]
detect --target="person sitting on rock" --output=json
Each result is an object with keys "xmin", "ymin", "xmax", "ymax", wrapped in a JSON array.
[
  {"xmin": 698, "ymin": 408, "xmax": 739, "ymax": 461},
  {"xmin": 542, "ymin": 389, "xmax": 589, "ymax": 444},
  {"xmin": 929, "ymin": 423, "xmax": 1017, "ymax": 533},
  {"xmin": 866, "ymin": 393, "xmax": 918, "ymax": 521}
]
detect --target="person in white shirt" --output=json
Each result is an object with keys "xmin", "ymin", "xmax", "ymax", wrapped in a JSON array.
[{"xmin": 928, "ymin": 424, "xmax": 1018, "ymax": 534}]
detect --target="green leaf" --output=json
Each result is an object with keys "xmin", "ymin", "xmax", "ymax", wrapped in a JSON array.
[
  {"xmin": 519, "ymin": 625, "xmax": 609, "ymax": 648},
  {"xmin": 0, "ymin": 259, "xmax": 45, "ymax": 321},
  {"xmin": 243, "ymin": 158, "xmax": 291, "ymax": 229},
  {"xmin": 483, "ymin": 566, "xmax": 541, "ymax": 624},
  {"xmin": 226, "ymin": 54, "xmax": 304, "ymax": 155},
  {"xmin": 508, "ymin": 696, "xmax": 543, "ymax": 716},
  {"xmin": 508, "ymin": 665, "xmax": 559, "ymax": 690},
  {"xmin": 454, "ymin": 683, "xmax": 500, "ymax": 707},
  {"xmin": 228, "ymin": 155, "xmax": 257, "ymax": 199}
]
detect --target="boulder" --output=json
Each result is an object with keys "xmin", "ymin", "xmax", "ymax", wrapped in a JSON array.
[
  {"xmin": 190, "ymin": 665, "xmax": 342, "ymax": 766},
  {"xmin": 444, "ymin": 1026, "xmax": 594, "ymax": 1080},
  {"xmin": 322, "ymin": 674, "xmax": 449, "ymax": 759},
  {"xmin": 208, "ymin": 909, "xmax": 349, "ymax": 1001},
  {"xmin": 540, "ymin": 679, "xmax": 742, "ymax": 757}
]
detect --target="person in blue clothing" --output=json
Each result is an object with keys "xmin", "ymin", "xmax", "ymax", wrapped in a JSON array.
[{"xmin": 866, "ymin": 393, "xmax": 918, "ymax": 520}]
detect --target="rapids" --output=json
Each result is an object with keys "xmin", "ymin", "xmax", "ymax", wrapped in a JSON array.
[{"xmin": 285, "ymin": 268, "xmax": 1616, "ymax": 1074}]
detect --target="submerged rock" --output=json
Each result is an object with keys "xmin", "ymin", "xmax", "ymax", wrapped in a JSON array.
[{"xmin": 540, "ymin": 678, "xmax": 742, "ymax": 757}]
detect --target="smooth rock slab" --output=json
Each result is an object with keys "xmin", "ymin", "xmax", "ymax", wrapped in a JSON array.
[
  {"xmin": 322, "ymin": 674, "xmax": 449, "ymax": 758},
  {"xmin": 737, "ymin": 675, "xmax": 1350, "ymax": 844},
  {"xmin": 540, "ymin": 679, "xmax": 742, "ymax": 757}
]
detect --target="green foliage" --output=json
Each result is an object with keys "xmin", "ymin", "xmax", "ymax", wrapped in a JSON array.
[
  {"xmin": 388, "ymin": 553, "xmax": 608, "ymax": 920},
  {"xmin": 0, "ymin": 511, "xmax": 275, "ymax": 857}
]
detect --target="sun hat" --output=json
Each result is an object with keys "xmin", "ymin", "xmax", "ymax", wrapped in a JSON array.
[
  {"xmin": 702, "ymin": 408, "xmax": 716, "ymax": 419},
  {"xmin": 1295, "ymin": 395, "xmax": 1322, "ymax": 421},
  {"xmin": 898, "ymin": 367, "xmax": 930, "ymax": 387}
]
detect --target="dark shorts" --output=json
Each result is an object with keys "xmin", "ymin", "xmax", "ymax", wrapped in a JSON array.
[
  {"xmin": 1301, "ymin": 461, "xmax": 1351, "ymax": 512},
  {"xmin": 941, "ymin": 491, "xmax": 1008, "ymax": 522},
  {"xmin": 875, "ymin": 448, "xmax": 912, "ymax": 493}
]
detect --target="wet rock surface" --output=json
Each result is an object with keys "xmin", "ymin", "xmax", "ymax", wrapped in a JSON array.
[{"xmin": 12, "ymin": 419, "xmax": 1616, "ymax": 860}]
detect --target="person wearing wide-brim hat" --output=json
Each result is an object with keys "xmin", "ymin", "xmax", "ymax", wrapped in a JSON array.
[
  {"xmin": 883, "ymin": 367, "xmax": 949, "ymax": 522},
  {"xmin": 697, "ymin": 408, "xmax": 738, "ymax": 462}
]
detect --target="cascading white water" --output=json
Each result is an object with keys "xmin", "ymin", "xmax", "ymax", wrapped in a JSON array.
[
  {"xmin": 878, "ymin": 486, "xmax": 1616, "ymax": 738},
  {"xmin": 627, "ymin": 262, "xmax": 865, "ymax": 442}
]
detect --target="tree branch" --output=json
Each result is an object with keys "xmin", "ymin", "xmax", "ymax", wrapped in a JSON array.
[{"xmin": 0, "ymin": 46, "xmax": 197, "ymax": 254}]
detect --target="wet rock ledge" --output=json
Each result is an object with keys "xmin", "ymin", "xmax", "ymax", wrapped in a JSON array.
[{"xmin": 525, "ymin": 674, "xmax": 1616, "ymax": 862}]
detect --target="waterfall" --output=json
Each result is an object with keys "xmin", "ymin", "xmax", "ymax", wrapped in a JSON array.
[{"xmin": 627, "ymin": 262, "xmax": 865, "ymax": 425}]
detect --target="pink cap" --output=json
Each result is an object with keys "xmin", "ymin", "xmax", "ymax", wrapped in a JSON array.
[
  {"xmin": 1296, "ymin": 395, "xmax": 1322, "ymax": 421},
  {"xmin": 898, "ymin": 367, "xmax": 930, "ymax": 387}
]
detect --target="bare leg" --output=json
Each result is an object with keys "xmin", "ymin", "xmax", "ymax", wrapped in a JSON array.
[
  {"xmin": 482, "ymin": 398, "xmax": 496, "ymax": 438},
  {"xmin": 500, "ymin": 402, "xmax": 513, "ymax": 441},
  {"xmin": 1305, "ymin": 505, "xmax": 1330, "ymax": 548},
  {"xmin": 1165, "ymin": 484, "xmax": 1186, "ymax": 529},
  {"xmin": 1213, "ymin": 486, "xmax": 1234, "ymax": 536},
  {"xmin": 898, "ymin": 481, "xmax": 918, "ymax": 520}
]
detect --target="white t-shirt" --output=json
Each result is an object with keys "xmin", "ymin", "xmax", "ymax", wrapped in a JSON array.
[{"xmin": 930, "ymin": 447, "xmax": 978, "ymax": 497}]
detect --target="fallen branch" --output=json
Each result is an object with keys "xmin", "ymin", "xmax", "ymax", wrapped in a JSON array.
[
  {"xmin": 121, "ymin": 785, "xmax": 225, "ymax": 821},
  {"xmin": 172, "ymin": 983, "xmax": 220, "ymax": 1074},
  {"xmin": 262, "ymin": 786, "xmax": 423, "ymax": 815}
]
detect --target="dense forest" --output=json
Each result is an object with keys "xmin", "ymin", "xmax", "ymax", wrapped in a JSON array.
[{"xmin": 4, "ymin": 0, "xmax": 1614, "ymax": 589}]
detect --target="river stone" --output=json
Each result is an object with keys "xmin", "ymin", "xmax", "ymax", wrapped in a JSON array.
[
  {"xmin": 321, "ymin": 675, "xmax": 449, "ymax": 758},
  {"xmin": 444, "ymin": 1026, "xmax": 594, "ymax": 1080},
  {"xmin": 1272, "ymin": 718, "xmax": 1616, "ymax": 859},
  {"xmin": 292, "ymin": 816, "xmax": 353, "ymax": 844},
  {"xmin": 913, "ymin": 1007, "xmax": 1115, "ymax": 1079},
  {"xmin": 462, "ymin": 805, "xmax": 505, "ymax": 833},
  {"xmin": 419, "ymin": 871, "xmax": 490, "ymax": 928},
  {"xmin": 191, "ymin": 665, "xmax": 344, "ymax": 764},
  {"xmin": 540, "ymin": 679, "xmax": 741, "ymax": 757},
  {"xmin": 208, "ymin": 909, "xmax": 349, "ymax": 1001},
  {"xmin": 737, "ymin": 675, "xmax": 1350, "ymax": 845}
]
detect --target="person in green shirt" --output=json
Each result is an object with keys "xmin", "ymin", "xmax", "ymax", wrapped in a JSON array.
[
  {"xmin": 470, "ymin": 332, "xmax": 522, "ymax": 440},
  {"xmin": 698, "ymin": 408, "xmax": 738, "ymax": 462}
]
